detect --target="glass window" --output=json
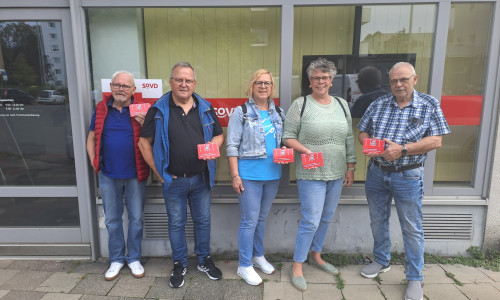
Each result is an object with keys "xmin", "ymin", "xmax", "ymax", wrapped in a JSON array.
[
  {"xmin": 86, "ymin": 7, "xmax": 281, "ymax": 185},
  {"xmin": 292, "ymin": 5, "xmax": 436, "ymax": 183},
  {"xmin": 435, "ymin": 3, "xmax": 493, "ymax": 187},
  {"xmin": 0, "ymin": 21, "xmax": 75, "ymax": 186}
]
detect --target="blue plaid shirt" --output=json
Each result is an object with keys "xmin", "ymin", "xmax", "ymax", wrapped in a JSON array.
[{"xmin": 357, "ymin": 90, "xmax": 450, "ymax": 166}]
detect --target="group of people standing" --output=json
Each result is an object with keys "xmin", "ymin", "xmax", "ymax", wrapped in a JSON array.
[{"xmin": 87, "ymin": 58, "xmax": 449, "ymax": 300}]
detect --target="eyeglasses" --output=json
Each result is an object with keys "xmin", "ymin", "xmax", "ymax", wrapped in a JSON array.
[
  {"xmin": 390, "ymin": 75, "xmax": 415, "ymax": 85},
  {"xmin": 111, "ymin": 83, "xmax": 133, "ymax": 91},
  {"xmin": 172, "ymin": 78, "xmax": 195, "ymax": 86},
  {"xmin": 253, "ymin": 81, "xmax": 273, "ymax": 88},
  {"xmin": 311, "ymin": 76, "xmax": 332, "ymax": 83}
]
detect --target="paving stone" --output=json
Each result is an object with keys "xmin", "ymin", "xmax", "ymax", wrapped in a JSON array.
[
  {"xmin": 341, "ymin": 284, "xmax": 386, "ymax": 300},
  {"xmin": 145, "ymin": 277, "xmax": 186, "ymax": 299},
  {"xmin": 422, "ymin": 264, "xmax": 455, "ymax": 284},
  {"xmin": 0, "ymin": 260, "xmax": 13, "ymax": 268},
  {"xmin": 183, "ymin": 274, "xmax": 226, "ymax": 300},
  {"xmin": 422, "ymin": 283, "xmax": 469, "ymax": 299},
  {"xmin": 223, "ymin": 279, "xmax": 263, "ymax": 300},
  {"xmin": 4, "ymin": 260, "xmax": 47, "ymax": 271},
  {"xmin": 0, "ymin": 270, "xmax": 52, "ymax": 291},
  {"xmin": 377, "ymin": 284, "xmax": 406, "ymax": 300},
  {"xmin": 440, "ymin": 264, "xmax": 494, "ymax": 284},
  {"xmin": 279, "ymin": 261, "xmax": 335, "ymax": 284},
  {"xmin": 303, "ymin": 283, "xmax": 342, "ymax": 300},
  {"xmin": 478, "ymin": 267, "xmax": 500, "ymax": 282},
  {"xmin": 0, "ymin": 269, "xmax": 20, "ymax": 286},
  {"xmin": 70, "ymin": 273, "xmax": 116, "ymax": 296},
  {"xmin": 107, "ymin": 275, "xmax": 155, "ymax": 298},
  {"xmin": 0, "ymin": 290, "xmax": 45, "ymax": 300},
  {"xmin": 38, "ymin": 261, "xmax": 82, "ymax": 273},
  {"xmin": 492, "ymin": 281, "xmax": 500, "ymax": 291},
  {"xmin": 0, "ymin": 290, "xmax": 9, "ymax": 298},
  {"xmin": 72, "ymin": 260, "xmax": 109, "ymax": 274},
  {"xmin": 262, "ymin": 280, "xmax": 303, "ymax": 300},
  {"xmin": 375, "ymin": 264, "xmax": 406, "ymax": 285},
  {"xmin": 40, "ymin": 292, "xmax": 83, "ymax": 300},
  {"xmin": 456, "ymin": 282, "xmax": 500, "ymax": 299},
  {"xmin": 142, "ymin": 257, "xmax": 170, "ymax": 278},
  {"xmin": 35, "ymin": 272, "xmax": 85, "ymax": 293},
  {"xmin": 337, "ymin": 265, "xmax": 379, "ymax": 285},
  {"xmin": 80, "ymin": 296, "xmax": 119, "ymax": 300}
]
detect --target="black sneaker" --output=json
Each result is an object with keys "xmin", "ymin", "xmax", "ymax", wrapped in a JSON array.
[
  {"xmin": 197, "ymin": 255, "xmax": 222, "ymax": 280},
  {"xmin": 170, "ymin": 261, "xmax": 187, "ymax": 288}
]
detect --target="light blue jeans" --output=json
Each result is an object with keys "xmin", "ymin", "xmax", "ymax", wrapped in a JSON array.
[
  {"xmin": 162, "ymin": 172, "xmax": 212, "ymax": 267},
  {"xmin": 238, "ymin": 179, "xmax": 280, "ymax": 267},
  {"xmin": 365, "ymin": 161, "xmax": 425, "ymax": 281},
  {"xmin": 293, "ymin": 178, "xmax": 343, "ymax": 263},
  {"xmin": 98, "ymin": 172, "xmax": 146, "ymax": 264}
]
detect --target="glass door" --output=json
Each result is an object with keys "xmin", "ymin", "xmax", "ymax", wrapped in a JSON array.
[{"xmin": 0, "ymin": 8, "xmax": 92, "ymax": 256}]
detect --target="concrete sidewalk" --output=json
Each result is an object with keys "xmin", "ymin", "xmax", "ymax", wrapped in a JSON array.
[{"xmin": 1, "ymin": 258, "xmax": 500, "ymax": 299}]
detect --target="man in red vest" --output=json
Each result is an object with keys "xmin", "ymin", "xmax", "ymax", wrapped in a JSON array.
[{"xmin": 86, "ymin": 70, "xmax": 150, "ymax": 281}]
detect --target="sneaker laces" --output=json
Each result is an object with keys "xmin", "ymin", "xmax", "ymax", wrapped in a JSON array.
[{"xmin": 172, "ymin": 262, "xmax": 184, "ymax": 276}]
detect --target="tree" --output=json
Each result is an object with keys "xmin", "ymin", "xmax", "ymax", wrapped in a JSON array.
[{"xmin": 10, "ymin": 54, "xmax": 37, "ymax": 87}]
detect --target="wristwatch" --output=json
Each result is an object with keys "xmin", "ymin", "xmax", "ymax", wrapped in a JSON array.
[{"xmin": 401, "ymin": 144, "xmax": 407, "ymax": 156}]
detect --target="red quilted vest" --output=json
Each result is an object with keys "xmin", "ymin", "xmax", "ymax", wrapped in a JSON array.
[{"xmin": 92, "ymin": 95, "xmax": 150, "ymax": 182}]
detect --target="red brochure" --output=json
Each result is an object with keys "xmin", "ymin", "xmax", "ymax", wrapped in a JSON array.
[
  {"xmin": 363, "ymin": 138, "xmax": 385, "ymax": 154},
  {"xmin": 301, "ymin": 152, "xmax": 324, "ymax": 169},
  {"xmin": 129, "ymin": 103, "xmax": 151, "ymax": 117},
  {"xmin": 197, "ymin": 143, "xmax": 220, "ymax": 159},
  {"xmin": 273, "ymin": 148, "xmax": 294, "ymax": 163}
]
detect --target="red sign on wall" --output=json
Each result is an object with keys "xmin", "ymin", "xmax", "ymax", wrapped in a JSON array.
[{"xmin": 206, "ymin": 98, "xmax": 280, "ymax": 127}]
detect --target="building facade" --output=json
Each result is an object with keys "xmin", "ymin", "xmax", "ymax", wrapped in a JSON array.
[{"xmin": 0, "ymin": 0, "xmax": 499, "ymax": 260}]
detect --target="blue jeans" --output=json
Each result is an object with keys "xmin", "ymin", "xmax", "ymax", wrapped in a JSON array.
[
  {"xmin": 365, "ymin": 161, "xmax": 424, "ymax": 281},
  {"xmin": 98, "ymin": 173, "xmax": 146, "ymax": 264},
  {"xmin": 162, "ymin": 172, "xmax": 212, "ymax": 267},
  {"xmin": 238, "ymin": 179, "xmax": 280, "ymax": 267},
  {"xmin": 293, "ymin": 178, "xmax": 343, "ymax": 263}
]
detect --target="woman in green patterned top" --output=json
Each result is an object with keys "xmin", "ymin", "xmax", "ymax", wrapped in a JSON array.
[{"xmin": 283, "ymin": 58, "xmax": 357, "ymax": 291}]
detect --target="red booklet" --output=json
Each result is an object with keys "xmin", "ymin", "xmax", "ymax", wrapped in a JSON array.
[
  {"xmin": 197, "ymin": 143, "xmax": 220, "ymax": 159},
  {"xmin": 129, "ymin": 103, "xmax": 151, "ymax": 117},
  {"xmin": 363, "ymin": 138, "xmax": 385, "ymax": 154},
  {"xmin": 301, "ymin": 152, "xmax": 324, "ymax": 169},
  {"xmin": 273, "ymin": 148, "xmax": 294, "ymax": 163}
]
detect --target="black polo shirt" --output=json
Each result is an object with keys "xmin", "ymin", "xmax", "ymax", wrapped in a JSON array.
[{"xmin": 141, "ymin": 95, "xmax": 222, "ymax": 177}]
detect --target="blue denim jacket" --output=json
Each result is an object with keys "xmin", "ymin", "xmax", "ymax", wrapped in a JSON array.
[
  {"xmin": 226, "ymin": 98, "xmax": 285, "ymax": 159},
  {"xmin": 152, "ymin": 91, "xmax": 217, "ymax": 189}
]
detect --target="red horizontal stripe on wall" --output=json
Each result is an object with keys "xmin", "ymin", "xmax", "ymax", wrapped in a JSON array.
[
  {"xmin": 441, "ymin": 95, "xmax": 482, "ymax": 126},
  {"xmin": 206, "ymin": 98, "xmax": 280, "ymax": 127}
]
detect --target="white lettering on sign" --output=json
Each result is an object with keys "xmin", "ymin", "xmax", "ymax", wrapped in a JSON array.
[{"xmin": 215, "ymin": 107, "xmax": 235, "ymax": 118}]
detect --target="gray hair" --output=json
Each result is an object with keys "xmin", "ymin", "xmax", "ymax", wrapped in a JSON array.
[
  {"xmin": 111, "ymin": 70, "xmax": 135, "ymax": 85},
  {"xmin": 170, "ymin": 62, "xmax": 197, "ymax": 80},
  {"xmin": 306, "ymin": 58, "xmax": 337, "ymax": 78},
  {"xmin": 389, "ymin": 62, "xmax": 416, "ymax": 76}
]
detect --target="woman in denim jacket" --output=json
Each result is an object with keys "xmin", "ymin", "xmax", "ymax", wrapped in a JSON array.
[{"xmin": 226, "ymin": 69, "xmax": 287, "ymax": 286}]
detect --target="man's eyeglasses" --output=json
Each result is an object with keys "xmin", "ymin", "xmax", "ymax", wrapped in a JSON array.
[
  {"xmin": 311, "ymin": 76, "xmax": 332, "ymax": 83},
  {"xmin": 390, "ymin": 75, "xmax": 415, "ymax": 85},
  {"xmin": 254, "ymin": 81, "xmax": 273, "ymax": 88},
  {"xmin": 173, "ymin": 78, "xmax": 195, "ymax": 86},
  {"xmin": 111, "ymin": 83, "xmax": 133, "ymax": 91}
]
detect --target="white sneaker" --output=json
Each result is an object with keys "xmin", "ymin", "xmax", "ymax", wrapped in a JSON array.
[
  {"xmin": 252, "ymin": 256, "xmax": 275, "ymax": 275},
  {"xmin": 105, "ymin": 262, "xmax": 124, "ymax": 281},
  {"xmin": 237, "ymin": 266, "xmax": 263, "ymax": 286},
  {"xmin": 128, "ymin": 261, "xmax": 145, "ymax": 278}
]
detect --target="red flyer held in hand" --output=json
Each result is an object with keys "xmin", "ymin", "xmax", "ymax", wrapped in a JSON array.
[
  {"xmin": 129, "ymin": 103, "xmax": 151, "ymax": 117},
  {"xmin": 301, "ymin": 152, "xmax": 324, "ymax": 169},
  {"xmin": 363, "ymin": 138, "xmax": 385, "ymax": 154},
  {"xmin": 273, "ymin": 148, "xmax": 294, "ymax": 163},
  {"xmin": 197, "ymin": 143, "xmax": 220, "ymax": 159}
]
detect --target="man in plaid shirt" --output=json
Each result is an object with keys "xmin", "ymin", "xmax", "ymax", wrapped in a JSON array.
[{"xmin": 357, "ymin": 62, "xmax": 450, "ymax": 300}]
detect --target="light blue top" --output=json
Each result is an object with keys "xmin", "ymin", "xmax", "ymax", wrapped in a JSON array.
[{"xmin": 239, "ymin": 110, "xmax": 281, "ymax": 180}]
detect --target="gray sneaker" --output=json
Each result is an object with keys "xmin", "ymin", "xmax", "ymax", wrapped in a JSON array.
[
  {"xmin": 360, "ymin": 261, "xmax": 391, "ymax": 278},
  {"xmin": 405, "ymin": 280, "xmax": 423, "ymax": 300}
]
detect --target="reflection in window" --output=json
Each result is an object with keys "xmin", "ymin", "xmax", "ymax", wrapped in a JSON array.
[
  {"xmin": 0, "ymin": 21, "xmax": 75, "ymax": 186},
  {"xmin": 435, "ymin": 3, "xmax": 493, "ymax": 186},
  {"xmin": 0, "ymin": 197, "xmax": 80, "ymax": 227}
]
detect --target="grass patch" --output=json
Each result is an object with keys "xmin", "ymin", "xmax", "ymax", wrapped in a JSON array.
[
  {"xmin": 444, "ymin": 271, "xmax": 463, "ymax": 286},
  {"xmin": 323, "ymin": 253, "xmax": 364, "ymax": 267},
  {"xmin": 373, "ymin": 274, "xmax": 382, "ymax": 285},
  {"xmin": 335, "ymin": 273, "xmax": 345, "ymax": 290},
  {"xmin": 276, "ymin": 262, "xmax": 283, "ymax": 271},
  {"xmin": 424, "ymin": 295, "xmax": 430, "ymax": 300},
  {"xmin": 424, "ymin": 246, "xmax": 500, "ymax": 271}
]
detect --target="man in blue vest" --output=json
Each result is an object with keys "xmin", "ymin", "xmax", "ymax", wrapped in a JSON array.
[
  {"xmin": 86, "ymin": 70, "xmax": 149, "ymax": 281},
  {"xmin": 139, "ymin": 62, "xmax": 224, "ymax": 288}
]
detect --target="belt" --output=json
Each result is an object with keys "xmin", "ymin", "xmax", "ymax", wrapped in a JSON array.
[
  {"xmin": 372, "ymin": 160, "xmax": 422, "ymax": 172},
  {"xmin": 171, "ymin": 172, "xmax": 200, "ymax": 178}
]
